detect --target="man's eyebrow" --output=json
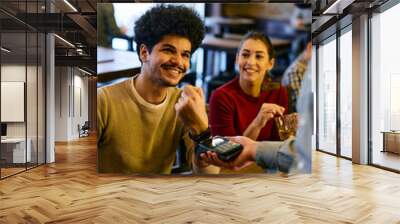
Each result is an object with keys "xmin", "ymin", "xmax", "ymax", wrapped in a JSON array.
[
  {"xmin": 161, "ymin": 44, "xmax": 191, "ymax": 54},
  {"xmin": 161, "ymin": 44, "xmax": 177, "ymax": 49}
]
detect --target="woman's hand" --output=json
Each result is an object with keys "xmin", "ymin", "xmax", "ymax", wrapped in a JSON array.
[
  {"xmin": 254, "ymin": 103, "xmax": 285, "ymax": 127},
  {"xmin": 243, "ymin": 103, "xmax": 285, "ymax": 140},
  {"xmin": 251, "ymin": 103, "xmax": 285, "ymax": 129}
]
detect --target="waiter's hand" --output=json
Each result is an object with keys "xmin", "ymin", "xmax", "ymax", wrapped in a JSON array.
[{"xmin": 199, "ymin": 136, "xmax": 258, "ymax": 171}]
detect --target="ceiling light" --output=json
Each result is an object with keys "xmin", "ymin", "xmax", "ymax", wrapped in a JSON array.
[
  {"xmin": 76, "ymin": 48, "xmax": 85, "ymax": 55},
  {"xmin": 323, "ymin": 0, "xmax": 341, "ymax": 14},
  {"xmin": 54, "ymin": 34, "xmax": 75, "ymax": 48},
  {"xmin": 1, "ymin": 47, "xmax": 11, "ymax": 53},
  {"xmin": 63, "ymin": 0, "xmax": 78, "ymax": 12},
  {"xmin": 322, "ymin": 0, "xmax": 355, "ymax": 15},
  {"xmin": 78, "ymin": 67, "xmax": 92, "ymax": 76}
]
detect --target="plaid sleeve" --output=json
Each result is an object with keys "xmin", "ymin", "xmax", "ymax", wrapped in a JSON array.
[{"xmin": 282, "ymin": 53, "xmax": 309, "ymax": 97}]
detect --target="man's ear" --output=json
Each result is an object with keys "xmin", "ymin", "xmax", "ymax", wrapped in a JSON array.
[{"xmin": 139, "ymin": 44, "xmax": 149, "ymax": 62}]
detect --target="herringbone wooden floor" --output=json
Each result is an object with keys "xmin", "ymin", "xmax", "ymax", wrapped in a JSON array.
[{"xmin": 1, "ymin": 135, "xmax": 400, "ymax": 223}]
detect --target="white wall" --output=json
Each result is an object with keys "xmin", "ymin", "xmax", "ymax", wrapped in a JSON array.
[
  {"xmin": 72, "ymin": 72, "xmax": 89, "ymax": 138},
  {"xmin": 1, "ymin": 63, "xmax": 46, "ymax": 164},
  {"xmin": 55, "ymin": 66, "xmax": 69, "ymax": 141},
  {"xmin": 1, "ymin": 65, "xmax": 34, "ymax": 137},
  {"xmin": 54, "ymin": 67, "xmax": 89, "ymax": 141}
]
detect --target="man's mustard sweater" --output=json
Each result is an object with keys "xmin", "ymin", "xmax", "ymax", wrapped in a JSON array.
[{"xmin": 97, "ymin": 77, "xmax": 192, "ymax": 174}]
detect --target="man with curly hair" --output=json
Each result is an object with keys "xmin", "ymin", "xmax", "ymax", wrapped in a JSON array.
[{"xmin": 97, "ymin": 5, "xmax": 218, "ymax": 174}]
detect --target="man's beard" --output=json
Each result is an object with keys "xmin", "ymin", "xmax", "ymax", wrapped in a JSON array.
[
  {"xmin": 157, "ymin": 77, "xmax": 179, "ymax": 87},
  {"xmin": 153, "ymin": 64, "xmax": 186, "ymax": 87}
]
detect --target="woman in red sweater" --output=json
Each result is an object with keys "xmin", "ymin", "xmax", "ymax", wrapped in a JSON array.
[{"xmin": 209, "ymin": 31, "xmax": 289, "ymax": 141}]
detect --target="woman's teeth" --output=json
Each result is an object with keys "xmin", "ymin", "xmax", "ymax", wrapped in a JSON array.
[{"xmin": 245, "ymin": 68, "xmax": 257, "ymax": 73}]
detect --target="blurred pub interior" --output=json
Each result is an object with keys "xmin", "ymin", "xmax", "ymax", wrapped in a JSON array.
[{"xmin": 97, "ymin": 3, "xmax": 311, "ymax": 173}]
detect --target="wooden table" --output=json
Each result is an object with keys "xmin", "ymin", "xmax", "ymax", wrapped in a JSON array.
[
  {"xmin": 205, "ymin": 17, "xmax": 255, "ymax": 35},
  {"xmin": 97, "ymin": 47, "xmax": 141, "ymax": 83},
  {"xmin": 205, "ymin": 17, "xmax": 255, "ymax": 27}
]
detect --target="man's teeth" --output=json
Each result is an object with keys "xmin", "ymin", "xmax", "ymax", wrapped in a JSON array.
[
  {"xmin": 164, "ymin": 67, "xmax": 181, "ymax": 74},
  {"xmin": 168, "ymin": 69, "xmax": 179, "ymax": 74}
]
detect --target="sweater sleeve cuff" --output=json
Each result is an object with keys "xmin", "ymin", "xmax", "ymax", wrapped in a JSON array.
[
  {"xmin": 255, "ymin": 141, "xmax": 283, "ymax": 173},
  {"xmin": 255, "ymin": 137, "xmax": 296, "ymax": 173}
]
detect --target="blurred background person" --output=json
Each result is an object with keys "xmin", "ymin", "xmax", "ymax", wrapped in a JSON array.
[
  {"xmin": 97, "ymin": 4, "xmax": 127, "ymax": 48},
  {"xmin": 282, "ymin": 41, "xmax": 312, "ymax": 112},
  {"xmin": 290, "ymin": 3, "xmax": 312, "ymax": 61}
]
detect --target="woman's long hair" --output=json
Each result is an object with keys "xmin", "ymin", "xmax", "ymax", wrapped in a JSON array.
[{"xmin": 237, "ymin": 31, "xmax": 279, "ymax": 92}]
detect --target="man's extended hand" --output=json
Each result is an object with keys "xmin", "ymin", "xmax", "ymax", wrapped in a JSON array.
[{"xmin": 175, "ymin": 85, "xmax": 208, "ymax": 135}]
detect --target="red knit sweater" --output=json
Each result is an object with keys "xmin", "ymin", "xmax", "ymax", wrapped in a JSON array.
[{"xmin": 209, "ymin": 77, "xmax": 289, "ymax": 141}]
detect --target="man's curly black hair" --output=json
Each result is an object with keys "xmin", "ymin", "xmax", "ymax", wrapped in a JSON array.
[{"xmin": 134, "ymin": 4, "xmax": 205, "ymax": 58}]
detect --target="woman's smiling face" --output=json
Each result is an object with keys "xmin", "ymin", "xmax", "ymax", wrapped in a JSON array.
[{"xmin": 236, "ymin": 38, "xmax": 274, "ymax": 84}]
